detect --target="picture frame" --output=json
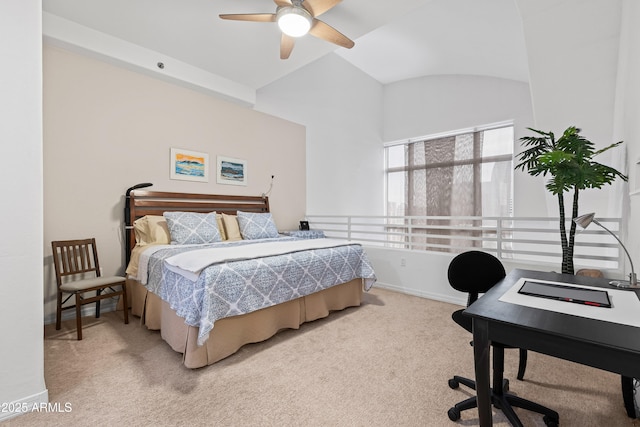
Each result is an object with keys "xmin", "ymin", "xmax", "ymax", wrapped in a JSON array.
[
  {"xmin": 217, "ymin": 156, "xmax": 247, "ymax": 186},
  {"xmin": 170, "ymin": 148, "xmax": 209, "ymax": 182}
]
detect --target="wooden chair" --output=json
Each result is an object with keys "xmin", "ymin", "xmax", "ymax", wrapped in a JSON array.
[{"xmin": 51, "ymin": 238, "xmax": 128, "ymax": 340}]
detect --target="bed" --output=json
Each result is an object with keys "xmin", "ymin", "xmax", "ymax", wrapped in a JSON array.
[{"xmin": 123, "ymin": 190, "xmax": 376, "ymax": 368}]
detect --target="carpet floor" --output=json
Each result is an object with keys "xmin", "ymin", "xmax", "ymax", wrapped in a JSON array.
[{"xmin": 5, "ymin": 287, "xmax": 640, "ymax": 426}]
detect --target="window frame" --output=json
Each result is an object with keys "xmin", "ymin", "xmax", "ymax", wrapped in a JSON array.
[{"xmin": 384, "ymin": 123, "xmax": 515, "ymax": 252}]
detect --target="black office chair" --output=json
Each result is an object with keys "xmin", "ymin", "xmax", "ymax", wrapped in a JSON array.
[{"xmin": 446, "ymin": 251, "xmax": 559, "ymax": 427}]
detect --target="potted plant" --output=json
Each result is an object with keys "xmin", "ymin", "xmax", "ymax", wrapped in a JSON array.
[{"xmin": 515, "ymin": 126, "xmax": 627, "ymax": 274}]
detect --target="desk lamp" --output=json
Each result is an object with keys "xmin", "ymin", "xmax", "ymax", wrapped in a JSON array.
[{"xmin": 574, "ymin": 212, "xmax": 637, "ymax": 288}]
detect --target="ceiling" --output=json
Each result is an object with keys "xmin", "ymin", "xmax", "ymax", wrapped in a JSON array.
[{"xmin": 42, "ymin": 0, "xmax": 529, "ymax": 91}]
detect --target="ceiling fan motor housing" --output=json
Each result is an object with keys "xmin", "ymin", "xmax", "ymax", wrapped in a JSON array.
[{"xmin": 276, "ymin": 5, "xmax": 312, "ymax": 37}]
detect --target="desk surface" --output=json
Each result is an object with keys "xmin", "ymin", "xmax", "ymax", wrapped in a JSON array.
[{"xmin": 464, "ymin": 269, "xmax": 640, "ymax": 426}]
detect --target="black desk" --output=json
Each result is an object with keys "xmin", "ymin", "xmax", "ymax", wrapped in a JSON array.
[{"xmin": 464, "ymin": 268, "xmax": 640, "ymax": 426}]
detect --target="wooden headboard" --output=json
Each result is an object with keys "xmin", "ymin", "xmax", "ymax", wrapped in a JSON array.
[{"xmin": 125, "ymin": 190, "xmax": 270, "ymax": 263}]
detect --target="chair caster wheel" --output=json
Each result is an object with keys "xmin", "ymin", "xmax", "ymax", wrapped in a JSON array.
[
  {"xmin": 448, "ymin": 407, "xmax": 461, "ymax": 421},
  {"xmin": 543, "ymin": 415, "xmax": 559, "ymax": 427},
  {"xmin": 503, "ymin": 378, "xmax": 510, "ymax": 392},
  {"xmin": 448, "ymin": 378, "xmax": 459, "ymax": 389}
]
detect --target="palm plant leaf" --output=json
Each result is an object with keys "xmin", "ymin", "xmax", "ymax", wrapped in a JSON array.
[{"xmin": 515, "ymin": 126, "xmax": 627, "ymax": 274}]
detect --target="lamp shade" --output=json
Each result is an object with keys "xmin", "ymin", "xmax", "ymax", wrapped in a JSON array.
[
  {"xmin": 574, "ymin": 212, "xmax": 637, "ymax": 288},
  {"xmin": 573, "ymin": 212, "xmax": 595, "ymax": 229},
  {"xmin": 277, "ymin": 6, "xmax": 312, "ymax": 37}
]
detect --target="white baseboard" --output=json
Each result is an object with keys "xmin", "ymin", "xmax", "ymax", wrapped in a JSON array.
[
  {"xmin": 0, "ymin": 389, "xmax": 49, "ymax": 422},
  {"xmin": 373, "ymin": 281, "xmax": 467, "ymax": 307}
]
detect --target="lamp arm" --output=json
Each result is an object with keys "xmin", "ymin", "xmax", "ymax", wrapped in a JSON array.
[{"xmin": 592, "ymin": 219, "xmax": 636, "ymax": 278}]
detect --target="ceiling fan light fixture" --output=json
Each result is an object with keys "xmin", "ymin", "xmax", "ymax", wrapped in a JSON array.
[{"xmin": 276, "ymin": 6, "xmax": 312, "ymax": 37}]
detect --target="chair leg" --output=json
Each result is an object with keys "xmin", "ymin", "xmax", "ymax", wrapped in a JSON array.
[
  {"xmin": 494, "ymin": 394, "xmax": 525, "ymax": 427},
  {"xmin": 75, "ymin": 294, "xmax": 83, "ymax": 340},
  {"xmin": 491, "ymin": 346, "xmax": 524, "ymax": 427},
  {"xmin": 455, "ymin": 396, "xmax": 478, "ymax": 412},
  {"xmin": 450, "ymin": 375, "xmax": 476, "ymax": 391},
  {"xmin": 95, "ymin": 289, "xmax": 101, "ymax": 318},
  {"xmin": 122, "ymin": 284, "xmax": 129, "ymax": 325},
  {"xmin": 517, "ymin": 348, "xmax": 527, "ymax": 380},
  {"xmin": 493, "ymin": 346, "xmax": 506, "ymax": 394},
  {"xmin": 494, "ymin": 346, "xmax": 559, "ymax": 426},
  {"xmin": 448, "ymin": 394, "xmax": 479, "ymax": 421},
  {"xmin": 56, "ymin": 291, "xmax": 62, "ymax": 330},
  {"xmin": 506, "ymin": 393, "xmax": 559, "ymax": 421}
]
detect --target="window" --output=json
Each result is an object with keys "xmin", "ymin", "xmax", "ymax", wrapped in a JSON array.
[{"xmin": 385, "ymin": 125, "xmax": 514, "ymax": 251}]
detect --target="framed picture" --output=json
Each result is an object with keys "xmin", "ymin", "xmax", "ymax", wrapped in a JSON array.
[
  {"xmin": 170, "ymin": 148, "xmax": 209, "ymax": 182},
  {"xmin": 217, "ymin": 156, "xmax": 247, "ymax": 186}
]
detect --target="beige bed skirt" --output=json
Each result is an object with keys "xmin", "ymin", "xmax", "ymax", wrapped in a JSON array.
[{"xmin": 125, "ymin": 278, "xmax": 364, "ymax": 368}]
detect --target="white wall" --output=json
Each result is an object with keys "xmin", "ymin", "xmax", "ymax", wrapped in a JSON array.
[
  {"xmin": 517, "ymin": 0, "xmax": 627, "ymax": 219},
  {"xmin": 365, "ymin": 246, "xmax": 564, "ymax": 306},
  {"xmin": 383, "ymin": 74, "xmax": 541, "ymax": 217},
  {"xmin": 255, "ymin": 54, "xmax": 385, "ymax": 217},
  {"xmin": 257, "ymin": 0, "xmax": 634, "ymax": 303},
  {"xmin": 0, "ymin": 0, "xmax": 48, "ymax": 419},
  {"xmin": 382, "ymin": 75, "xmax": 531, "ymax": 142},
  {"xmin": 372, "ymin": 74, "xmax": 551, "ymax": 301},
  {"xmin": 517, "ymin": 0, "xmax": 621, "ymax": 143},
  {"xmin": 256, "ymin": 60, "xmax": 569, "ymax": 301},
  {"xmin": 616, "ymin": 0, "xmax": 640, "ymax": 280}
]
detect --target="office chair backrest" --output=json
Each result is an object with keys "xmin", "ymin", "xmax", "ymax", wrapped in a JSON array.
[{"xmin": 448, "ymin": 250, "xmax": 506, "ymax": 306}]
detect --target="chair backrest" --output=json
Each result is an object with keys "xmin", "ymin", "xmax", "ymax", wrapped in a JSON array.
[
  {"xmin": 447, "ymin": 250, "xmax": 506, "ymax": 306},
  {"xmin": 51, "ymin": 238, "xmax": 101, "ymax": 286}
]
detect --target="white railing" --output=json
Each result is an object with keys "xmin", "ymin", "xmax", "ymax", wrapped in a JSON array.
[{"xmin": 305, "ymin": 215, "xmax": 624, "ymax": 271}]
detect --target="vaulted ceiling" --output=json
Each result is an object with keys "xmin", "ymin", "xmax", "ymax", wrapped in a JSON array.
[{"xmin": 42, "ymin": 0, "xmax": 529, "ymax": 91}]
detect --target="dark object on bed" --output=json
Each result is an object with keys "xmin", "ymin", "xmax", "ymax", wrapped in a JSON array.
[
  {"xmin": 446, "ymin": 251, "xmax": 558, "ymax": 426},
  {"xmin": 125, "ymin": 190, "xmax": 270, "ymax": 265},
  {"xmin": 51, "ymin": 238, "xmax": 129, "ymax": 340}
]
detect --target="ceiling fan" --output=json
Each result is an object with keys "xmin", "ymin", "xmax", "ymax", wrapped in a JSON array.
[{"xmin": 219, "ymin": 0, "xmax": 355, "ymax": 60}]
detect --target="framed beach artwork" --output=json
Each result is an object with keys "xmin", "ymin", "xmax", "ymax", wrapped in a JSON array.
[
  {"xmin": 217, "ymin": 156, "xmax": 247, "ymax": 186},
  {"xmin": 170, "ymin": 148, "xmax": 209, "ymax": 182}
]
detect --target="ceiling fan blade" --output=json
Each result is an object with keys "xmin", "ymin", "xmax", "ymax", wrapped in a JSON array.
[
  {"xmin": 309, "ymin": 19, "xmax": 354, "ymax": 49},
  {"xmin": 301, "ymin": 0, "xmax": 342, "ymax": 17},
  {"xmin": 219, "ymin": 13, "xmax": 276, "ymax": 22},
  {"xmin": 280, "ymin": 34, "xmax": 295, "ymax": 59},
  {"xmin": 273, "ymin": 0, "xmax": 293, "ymax": 6}
]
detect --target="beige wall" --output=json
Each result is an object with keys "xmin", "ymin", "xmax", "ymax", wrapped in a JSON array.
[{"xmin": 43, "ymin": 45, "xmax": 306, "ymax": 322}]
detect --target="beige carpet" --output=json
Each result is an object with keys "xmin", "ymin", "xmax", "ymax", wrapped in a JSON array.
[{"xmin": 6, "ymin": 288, "xmax": 640, "ymax": 426}]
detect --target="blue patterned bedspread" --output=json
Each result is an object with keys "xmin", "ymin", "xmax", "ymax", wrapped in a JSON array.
[{"xmin": 142, "ymin": 238, "xmax": 376, "ymax": 345}]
